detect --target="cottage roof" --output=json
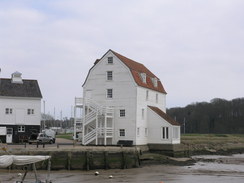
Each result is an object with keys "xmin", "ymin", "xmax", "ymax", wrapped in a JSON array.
[
  {"xmin": 0, "ymin": 78, "xmax": 42, "ymax": 98},
  {"xmin": 83, "ymin": 49, "xmax": 167, "ymax": 94},
  {"xmin": 148, "ymin": 106, "xmax": 180, "ymax": 126}
]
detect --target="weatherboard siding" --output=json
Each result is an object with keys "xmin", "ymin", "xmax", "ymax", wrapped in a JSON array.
[
  {"xmin": 83, "ymin": 51, "xmax": 137, "ymax": 145},
  {"xmin": 0, "ymin": 97, "xmax": 41, "ymax": 126},
  {"xmin": 147, "ymin": 107, "xmax": 180, "ymax": 144},
  {"xmin": 135, "ymin": 87, "xmax": 166, "ymax": 145}
]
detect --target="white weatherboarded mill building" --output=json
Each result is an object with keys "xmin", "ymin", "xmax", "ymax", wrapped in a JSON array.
[
  {"xmin": 0, "ymin": 71, "xmax": 42, "ymax": 143},
  {"xmin": 79, "ymin": 50, "xmax": 180, "ymax": 146}
]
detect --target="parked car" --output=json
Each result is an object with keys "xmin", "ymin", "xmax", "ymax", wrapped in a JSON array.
[{"xmin": 28, "ymin": 133, "xmax": 55, "ymax": 144}]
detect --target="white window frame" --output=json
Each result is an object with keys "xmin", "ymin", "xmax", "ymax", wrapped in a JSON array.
[
  {"xmin": 140, "ymin": 73, "xmax": 147, "ymax": 83},
  {"xmin": 145, "ymin": 128, "xmax": 148, "ymax": 137},
  {"xmin": 108, "ymin": 57, "xmax": 113, "ymax": 64},
  {"xmin": 142, "ymin": 108, "xmax": 145, "ymax": 120},
  {"xmin": 161, "ymin": 127, "xmax": 169, "ymax": 139},
  {"xmin": 119, "ymin": 129, "xmax": 125, "ymax": 137},
  {"xmin": 137, "ymin": 127, "xmax": 140, "ymax": 136},
  {"xmin": 119, "ymin": 109, "xmax": 125, "ymax": 117},
  {"xmin": 27, "ymin": 109, "xmax": 34, "ymax": 115},
  {"xmin": 107, "ymin": 71, "xmax": 113, "ymax": 81},
  {"xmin": 5, "ymin": 108, "xmax": 13, "ymax": 115},
  {"xmin": 156, "ymin": 93, "xmax": 158, "ymax": 103},
  {"xmin": 106, "ymin": 89, "xmax": 113, "ymax": 99},
  {"xmin": 152, "ymin": 77, "xmax": 158, "ymax": 87},
  {"xmin": 18, "ymin": 125, "xmax": 25, "ymax": 132}
]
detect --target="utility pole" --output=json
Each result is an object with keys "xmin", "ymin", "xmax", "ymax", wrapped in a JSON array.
[
  {"xmin": 43, "ymin": 100, "xmax": 46, "ymax": 130},
  {"xmin": 184, "ymin": 117, "xmax": 186, "ymax": 134},
  {"xmin": 60, "ymin": 110, "xmax": 62, "ymax": 129}
]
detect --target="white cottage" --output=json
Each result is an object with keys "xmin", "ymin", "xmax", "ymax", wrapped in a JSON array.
[
  {"xmin": 81, "ymin": 50, "xmax": 180, "ymax": 146},
  {"xmin": 0, "ymin": 71, "xmax": 42, "ymax": 143}
]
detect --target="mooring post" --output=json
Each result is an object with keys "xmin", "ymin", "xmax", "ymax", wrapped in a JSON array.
[
  {"xmin": 104, "ymin": 151, "xmax": 108, "ymax": 169},
  {"xmin": 67, "ymin": 152, "xmax": 71, "ymax": 170},
  {"xmin": 121, "ymin": 151, "xmax": 127, "ymax": 169},
  {"xmin": 135, "ymin": 147, "xmax": 141, "ymax": 167},
  {"xmin": 86, "ymin": 151, "xmax": 90, "ymax": 171}
]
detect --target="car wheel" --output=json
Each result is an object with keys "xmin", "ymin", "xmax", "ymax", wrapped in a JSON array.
[{"xmin": 49, "ymin": 140, "xmax": 53, "ymax": 144}]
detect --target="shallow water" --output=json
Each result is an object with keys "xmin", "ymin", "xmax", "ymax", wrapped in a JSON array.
[{"xmin": 1, "ymin": 154, "xmax": 244, "ymax": 183}]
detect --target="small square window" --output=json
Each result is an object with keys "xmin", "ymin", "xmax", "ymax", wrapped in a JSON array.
[
  {"xmin": 107, "ymin": 89, "xmax": 113, "ymax": 98},
  {"xmin": 107, "ymin": 71, "xmax": 113, "ymax": 80},
  {"xmin": 120, "ymin": 109, "xmax": 125, "ymax": 117},
  {"xmin": 27, "ymin": 109, "xmax": 34, "ymax": 115},
  {"xmin": 18, "ymin": 126, "xmax": 25, "ymax": 132},
  {"xmin": 108, "ymin": 57, "xmax": 113, "ymax": 64},
  {"xmin": 119, "ymin": 129, "xmax": 125, "ymax": 137},
  {"xmin": 5, "ymin": 108, "xmax": 13, "ymax": 115}
]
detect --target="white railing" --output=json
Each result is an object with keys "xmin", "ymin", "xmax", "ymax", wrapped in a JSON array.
[
  {"xmin": 82, "ymin": 98, "xmax": 115, "ymax": 145},
  {"xmin": 83, "ymin": 129, "xmax": 96, "ymax": 145},
  {"xmin": 75, "ymin": 97, "xmax": 83, "ymax": 107},
  {"xmin": 97, "ymin": 128, "xmax": 113, "ymax": 136},
  {"xmin": 84, "ymin": 111, "xmax": 96, "ymax": 125},
  {"xmin": 75, "ymin": 118, "xmax": 83, "ymax": 123}
]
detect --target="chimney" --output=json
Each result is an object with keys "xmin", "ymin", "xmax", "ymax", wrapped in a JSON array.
[{"xmin": 11, "ymin": 71, "xmax": 23, "ymax": 84}]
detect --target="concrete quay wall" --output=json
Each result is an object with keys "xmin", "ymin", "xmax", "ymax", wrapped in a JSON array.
[{"xmin": 0, "ymin": 146, "xmax": 141, "ymax": 170}]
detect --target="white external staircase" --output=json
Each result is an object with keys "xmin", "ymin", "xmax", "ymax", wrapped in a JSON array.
[{"xmin": 74, "ymin": 98, "xmax": 114, "ymax": 145}]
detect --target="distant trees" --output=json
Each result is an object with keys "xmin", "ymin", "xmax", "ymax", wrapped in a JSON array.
[
  {"xmin": 167, "ymin": 98, "xmax": 244, "ymax": 134},
  {"xmin": 41, "ymin": 113, "xmax": 74, "ymax": 129}
]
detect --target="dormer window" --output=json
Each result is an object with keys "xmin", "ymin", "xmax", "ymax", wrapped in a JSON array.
[
  {"xmin": 108, "ymin": 57, "xmax": 113, "ymax": 64},
  {"xmin": 140, "ymin": 73, "xmax": 147, "ymax": 83},
  {"xmin": 152, "ymin": 77, "xmax": 158, "ymax": 87}
]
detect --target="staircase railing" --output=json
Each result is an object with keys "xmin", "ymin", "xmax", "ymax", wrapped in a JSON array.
[
  {"xmin": 84, "ymin": 110, "xmax": 96, "ymax": 125},
  {"xmin": 83, "ymin": 99, "xmax": 114, "ymax": 145},
  {"xmin": 83, "ymin": 129, "xmax": 96, "ymax": 145}
]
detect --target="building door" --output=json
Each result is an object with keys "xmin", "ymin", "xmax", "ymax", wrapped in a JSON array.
[{"xmin": 6, "ymin": 128, "xmax": 13, "ymax": 143}]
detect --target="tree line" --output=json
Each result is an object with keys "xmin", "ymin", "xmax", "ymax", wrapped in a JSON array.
[{"xmin": 167, "ymin": 98, "xmax": 244, "ymax": 134}]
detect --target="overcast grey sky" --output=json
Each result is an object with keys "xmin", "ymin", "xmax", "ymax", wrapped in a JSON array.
[{"xmin": 1, "ymin": 0, "xmax": 244, "ymax": 119}]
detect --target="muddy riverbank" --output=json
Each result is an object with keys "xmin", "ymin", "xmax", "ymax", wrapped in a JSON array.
[{"xmin": 1, "ymin": 154, "xmax": 244, "ymax": 183}]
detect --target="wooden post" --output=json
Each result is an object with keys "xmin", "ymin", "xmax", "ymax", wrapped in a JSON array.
[
  {"xmin": 135, "ymin": 147, "xmax": 141, "ymax": 167},
  {"xmin": 67, "ymin": 152, "xmax": 71, "ymax": 170},
  {"xmin": 121, "ymin": 151, "xmax": 127, "ymax": 169},
  {"xmin": 104, "ymin": 151, "xmax": 108, "ymax": 169},
  {"xmin": 86, "ymin": 151, "xmax": 90, "ymax": 171}
]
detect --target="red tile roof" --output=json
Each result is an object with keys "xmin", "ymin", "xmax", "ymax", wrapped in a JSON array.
[
  {"xmin": 148, "ymin": 106, "xmax": 180, "ymax": 126},
  {"xmin": 83, "ymin": 50, "xmax": 167, "ymax": 94},
  {"xmin": 111, "ymin": 50, "xmax": 167, "ymax": 94}
]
